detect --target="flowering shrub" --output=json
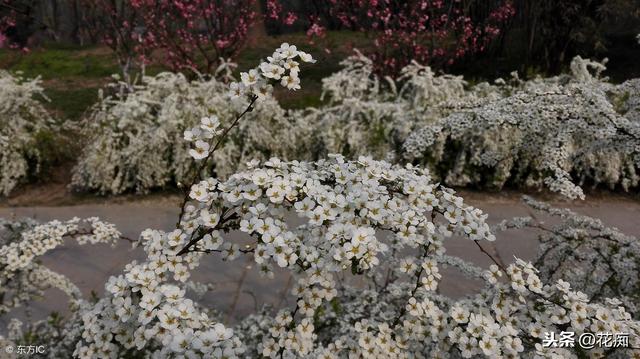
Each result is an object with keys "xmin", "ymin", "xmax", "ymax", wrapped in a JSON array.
[
  {"xmin": 3, "ymin": 43, "xmax": 640, "ymax": 358},
  {"xmin": 72, "ymin": 50, "xmax": 640, "ymax": 199},
  {"xmin": 77, "ymin": 0, "xmax": 258, "ymax": 80},
  {"xmin": 19, "ymin": 158, "xmax": 640, "ymax": 357},
  {"xmin": 0, "ymin": 217, "xmax": 123, "ymax": 314},
  {"xmin": 305, "ymin": 51, "xmax": 507, "ymax": 160},
  {"xmin": 73, "ymin": 149, "xmax": 640, "ymax": 358},
  {"xmin": 402, "ymin": 57, "xmax": 640, "ymax": 199},
  {"xmin": 0, "ymin": 71, "xmax": 55, "ymax": 196},
  {"xmin": 496, "ymin": 196, "xmax": 640, "ymax": 317},
  {"xmin": 71, "ymin": 60, "xmax": 309, "ymax": 195},
  {"xmin": 3, "ymin": 187, "xmax": 640, "ymax": 357}
]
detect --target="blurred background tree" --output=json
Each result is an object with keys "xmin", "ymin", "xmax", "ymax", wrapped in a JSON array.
[
  {"xmin": 471, "ymin": 0, "xmax": 640, "ymax": 78},
  {"xmin": 1, "ymin": 0, "xmax": 639, "ymax": 78},
  {"xmin": 264, "ymin": 0, "xmax": 640, "ymax": 78},
  {"xmin": 129, "ymin": 0, "xmax": 257, "ymax": 74},
  {"xmin": 264, "ymin": 0, "xmax": 516, "ymax": 75}
]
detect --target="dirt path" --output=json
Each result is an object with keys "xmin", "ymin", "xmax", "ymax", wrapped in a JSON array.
[{"xmin": 1, "ymin": 191, "xmax": 638, "ymax": 331}]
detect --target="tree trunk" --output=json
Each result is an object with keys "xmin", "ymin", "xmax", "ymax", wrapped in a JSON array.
[{"xmin": 246, "ymin": 0, "xmax": 268, "ymax": 47}]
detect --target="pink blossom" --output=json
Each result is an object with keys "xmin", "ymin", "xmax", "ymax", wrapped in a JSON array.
[
  {"xmin": 283, "ymin": 12, "xmax": 298, "ymax": 26},
  {"xmin": 269, "ymin": 0, "xmax": 514, "ymax": 75}
]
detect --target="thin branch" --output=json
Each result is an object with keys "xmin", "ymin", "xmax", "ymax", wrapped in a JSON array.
[{"xmin": 175, "ymin": 95, "xmax": 258, "ymax": 228}]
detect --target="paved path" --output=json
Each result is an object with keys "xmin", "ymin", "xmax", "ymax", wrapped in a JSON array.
[{"xmin": 1, "ymin": 192, "xmax": 638, "ymax": 330}]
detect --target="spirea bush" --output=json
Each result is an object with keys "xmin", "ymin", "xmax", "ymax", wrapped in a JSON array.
[
  {"xmin": 311, "ymin": 53, "xmax": 640, "ymax": 198},
  {"xmin": 612, "ymin": 78, "xmax": 640, "ymax": 123},
  {"xmin": 304, "ymin": 51, "xmax": 506, "ymax": 161},
  {"xmin": 0, "ymin": 71, "xmax": 55, "ymax": 196},
  {"xmin": 0, "ymin": 216, "xmax": 125, "ymax": 356},
  {"xmin": 71, "ymin": 62, "xmax": 309, "ymax": 195},
  {"xmin": 54, "ymin": 154, "xmax": 640, "ymax": 358},
  {"xmin": 495, "ymin": 196, "xmax": 640, "ymax": 317},
  {"xmin": 402, "ymin": 57, "xmax": 640, "ymax": 199},
  {"xmin": 2, "ymin": 46, "xmax": 640, "ymax": 358},
  {"xmin": 0, "ymin": 216, "xmax": 123, "ymax": 314},
  {"xmin": 71, "ymin": 48, "xmax": 640, "ymax": 198}
]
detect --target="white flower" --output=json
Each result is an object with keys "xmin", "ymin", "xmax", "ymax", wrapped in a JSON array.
[
  {"xmin": 281, "ymin": 75, "xmax": 301, "ymax": 91},
  {"xmin": 189, "ymin": 140, "xmax": 210, "ymax": 160},
  {"xmin": 298, "ymin": 51, "xmax": 316, "ymax": 63},
  {"xmin": 200, "ymin": 210, "xmax": 220, "ymax": 228},
  {"xmin": 240, "ymin": 69, "xmax": 260, "ymax": 86},
  {"xmin": 254, "ymin": 81, "xmax": 273, "ymax": 100},
  {"xmin": 451, "ymin": 306, "xmax": 470, "ymax": 324},
  {"xmin": 260, "ymin": 62, "xmax": 285, "ymax": 80},
  {"xmin": 229, "ymin": 81, "xmax": 245, "ymax": 99},
  {"xmin": 183, "ymin": 127, "xmax": 201, "ymax": 142},
  {"xmin": 169, "ymin": 329, "xmax": 193, "ymax": 353},
  {"xmin": 479, "ymin": 336, "xmax": 499, "ymax": 356},
  {"xmin": 278, "ymin": 43, "xmax": 299, "ymax": 59},
  {"xmin": 189, "ymin": 182, "xmax": 209, "ymax": 202},
  {"xmin": 200, "ymin": 116, "xmax": 221, "ymax": 134}
]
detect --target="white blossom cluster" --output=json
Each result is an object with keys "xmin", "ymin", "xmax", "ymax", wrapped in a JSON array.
[
  {"xmin": 0, "ymin": 71, "xmax": 54, "ymax": 196},
  {"xmin": 4, "ymin": 44, "xmax": 640, "ymax": 359},
  {"xmin": 0, "ymin": 216, "xmax": 125, "ymax": 357},
  {"xmin": 231, "ymin": 43, "xmax": 316, "ymax": 102},
  {"xmin": 0, "ymin": 216, "xmax": 122, "ymax": 315},
  {"xmin": 69, "ymin": 154, "xmax": 495, "ymax": 358},
  {"xmin": 0, "ymin": 216, "xmax": 221, "ymax": 359},
  {"xmin": 493, "ymin": 196, "xmax": 640, "ymax": 317},
  {"xmin": 305, "ymin": 51, "xmax": 507, "ymax": 161},
  {"xmin": 70, "ymin": 49, "xmax": 640, "ymax": 198},
  {"xmin": 68, "ymin": 155, "xmax": 640, "ymax": 358},
  {"xmin": 71, "ymin": 54, "xmax": 311, "ymax": 195},
  {"xmin": 238, "ymin": 257, "xmax": 640, "ymax": 359},
  {"xmin": 402, "ymin": 57, "xmax": 640, "ymax": 199},
  {"xmin": 183, "ymin": 43, "xmax": 316, "ymax": 165},
  {"xmin": 70, "ymin": 227, "xmax": 244, "ymax": 358}
]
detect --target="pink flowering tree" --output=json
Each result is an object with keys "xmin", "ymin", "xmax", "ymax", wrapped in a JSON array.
[
  {"xmin": 77, "ymin": 0, "xmax": 258, "ymax": 80},
  {"xmin": 78, "ymin": 0, "xmax": 144, "ymax": 84},
  {"xmin": 130, "ymin": 0, "xmax": 257, "ymax": 74},
  {"xmin": 0, "ymin": 12, "xmax": 12, "ymax": 48},
  {"xmin": 0, "ymin": 0, "xmax": 36, "ymax": 51},
  {"xmin": 267, "ymin": 0, "xmax": 515, "ymax": 75}
]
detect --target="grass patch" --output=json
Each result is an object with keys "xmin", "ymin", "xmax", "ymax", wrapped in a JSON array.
[
  {"xmin": 0, "ymin": 47, "xmax": 117, "ymax": 80},
  {"xmin": 43, "ymin": 86, "xmax": 100, "ymax": 121},
  {"xmin": 0, "ymin": 31, "xmax": 371, "ymax": 119}
]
